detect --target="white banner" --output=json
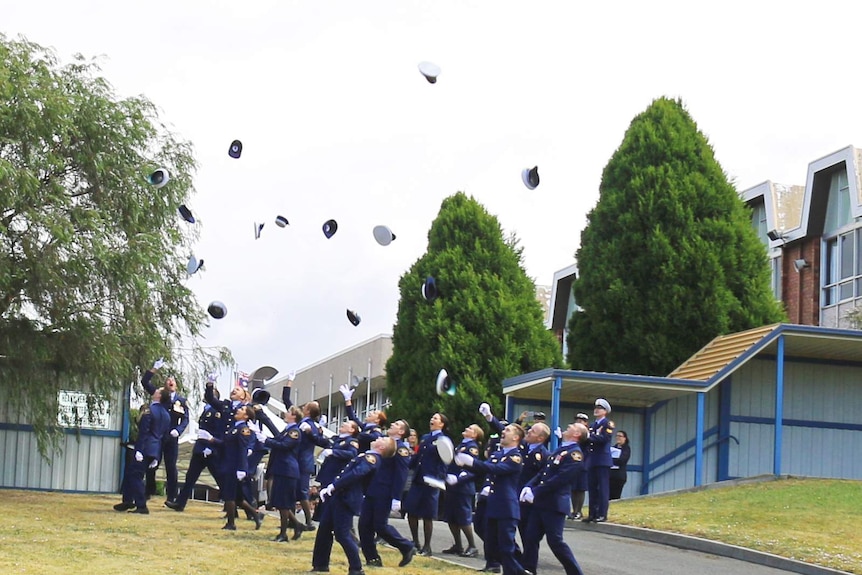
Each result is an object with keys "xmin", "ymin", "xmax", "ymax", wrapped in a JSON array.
[{"xmin": 57, "ymin": 390, "xmax": 110, "ymax": 429}]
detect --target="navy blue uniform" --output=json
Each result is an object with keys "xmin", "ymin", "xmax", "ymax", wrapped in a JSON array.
[
  {"xmin": 468, "ymin": 446, "xmax": 527, "ymax": 575},
  {"xmin": 171, "ymin": 401, "xmax": 224, "ymax": 510},
  {"xmin": 264, "ymin": 423, "xmax": 301, "ymax": 509},
  {"xmin": 217, "ymin": 420, "xmax": 253, "ymax": 500},
  {"xmin": 586, "ymin": 416, "xmax": 614, "ymax": 520},
  {"xmin": 312, "ymin": 451, "xmax": 382, "ymax": 572},
  {"xmin": 346, "ymin": 404, "xmax": 384, "ymax": 453},
  {"xmin": 523, "ymin": 441, "xmax": 586, "ymax": 575},
  {"xmin": 403, "ymin": 430, "xmax": 449, "ymax": 518},
  {"xmin": 141, "ymin": 370, "xmax": 189, "ymax": 502},
  {"xmin": 119, "ymin": 401, "xmax": 170, "ymax": 509},
  {"xmin": 359, "ymin": 439, "xmax": 414, "ymax": 562},
  {"xmin": 519, "ymin": 442, "xmax": 549, "ymax": 541},
  {"xmin": 444, "ymin": 439, "xmax": 479, "ymax": 526}
]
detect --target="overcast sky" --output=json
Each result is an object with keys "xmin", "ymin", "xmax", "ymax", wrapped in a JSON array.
[{"xmin": 6, "ymin": 1, "xmax": 862, "ymax": 384}]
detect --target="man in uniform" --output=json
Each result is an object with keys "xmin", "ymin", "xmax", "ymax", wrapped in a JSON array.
[
  {"xmin": 521, "ymin": 422, "xmax": 588, "ymax": 575},
  {"xmin": 583, "ymin": 398, "xmax": 614, "ymax": 522}
]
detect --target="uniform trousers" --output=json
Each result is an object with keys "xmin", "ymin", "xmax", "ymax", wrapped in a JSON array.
[
  {"xmin": 312, "ymin": 497, "xmax": 362, "ymax": 571},
  {"xmin": 522, "ymin": 508, "xmax": 584, "ymax": 575},
  {"xmin": 485, "ymin": 516, "xmax": 526, "ymax": 575},
  {"xmin": 174, "ymin": 451, "xmax": 222, "ymax": 508},
  {"xmin": 358, "ymin": 493, "xmax": 414, "ymax": 560},
  {"xmin": 587, "ymin": 465, "xmax": 610, "ymax": 519}
]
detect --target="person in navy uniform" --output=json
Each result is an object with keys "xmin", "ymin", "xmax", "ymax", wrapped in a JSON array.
[
  {"xmin": 311, "ymin": 436, "xmax": 398, "ymax": 575},
  {"xmin": 114, "ymin": 387, "xmax": 171, "ymax": 514},
  {"xmin": 358, "ymin": 418, "xmax": 417, "ymax": 568},
  {"xmin": 214, "ymin": 405, "xmax": 261, "ymax": 530},
  {"xmin": 568, "ymin": 413, "xmax": 590, "ymax": 520},
  {"xmin": 404, "ymin": 411, "xmax": 450, "ymax": 556},
  {"xmin": 312, "ymin": 417, "xmax": 361, "ymax": 528},
  {"xmin": 283, "ymin": 375, "xmax": 329, "ymax": 531},
  {"xmin": 255, "ymin": 405, "xmax": 303, "ymax": 542},
  {"xmin": 442, "ymin": 423, "xmax": 483, "ymax": 558},
  {"xmin": 455, "ymin": 423, "xmax": 532, "ymax": 575},
  {"xmin": 584, "ymin": 398, "xmax": 614, "ymax": 522},
  {"xmin": 166, "ymin": 375, "xmax": 225, "ymax": 512},
  {"xmin": 340, "ymin": 383, "xmax": 386, "ymax": 453},
  {"xmin": 518, "ymin": 422, "xmax": 550, "ymax": 546},
  {"xmin": 520, "ymin": 422, "xmax": 589, "ymax": 575},
  {"xmin": 140, "ymin": 358, "xmax": 190, "ymax": 505}
]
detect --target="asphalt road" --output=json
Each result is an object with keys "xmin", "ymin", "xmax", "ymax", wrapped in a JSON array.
[{"xmin": 382, "ymin": 517, "xmax": 800, "ymax": 575}]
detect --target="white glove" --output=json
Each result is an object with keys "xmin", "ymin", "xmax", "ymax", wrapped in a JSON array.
[
  {"xmin": 299, "ymin": 421, "xmax": 311, "ymax": 433},
  {"xmin": 319, "ymin": 414, "xmax": 328, "ymax": 427},
  {"xmin": 135, "ymin": 451, "xmax": 143, "ymax": 462},
  {"xmin": 152, "ymin": 358, "xmax": 165, "ymax": 370},
  {"xmin": 519, "ymin": 487, "xmax": 534, "ymax": 503},
  {"xmin": 198, "ymin": 429, "xmax": 213, "ymax": 441},
  {"xmin": 248, "ymin": 421, "xmax": 261, "ymax": 434},
  {"xmin": 478, "ymin": 402, "xmax": 491, "ymax": 417},
  {"xmin": 148, "ymin": 459, "xmax": 159, "ymax": 469},
  {"xmin": 207, "ymin": 373, "xmax": 218, "ymax": 384},
  {"xmin": 320, "ymin": 448, "xmax": 333, "ymax": 459},
  {"xmin": 287, "ymin": 370, "xmax": 296, "ymax": 382},
  {"xmin": 445, "ymin": 474, "xmax": 458, "ymax": 485},
  {"xmin": 338, "ymin": 384, "xmax": 353, "ymax": 401},
  {"xmin": 480, "ymin": 485, "xmax": 491, "ymax": 497},
  {"xmin": 554, "ymin": 426, "xmax": 562, "ymax": 439},
  {"xmin": 255, "ymin": 431, "xmax": 266, "ymax": 443},
  {"xmin": 170, "ymin": 429, "xmax": 179, "ymax": 438},
  {"xmin": 454, "ymin": 452, "xmax": 474, "ymax": 467},
  {"xmin": 236, "ymin": 470, "xmax": 247, "ymax": 481},
  {"xmin": 203, "ymin": 448, "xmax": 212, "ymax": 457},
  {"xmin": 390, "ymin": 499, "xmax": 401, "ymax": 513},
  {"xmin": 319, "ymin": 483, "xmax": 335, "ymax": 503},
  {"xmin": 247, "ymin": 449, "xmax": 253, "ymax": 457}
]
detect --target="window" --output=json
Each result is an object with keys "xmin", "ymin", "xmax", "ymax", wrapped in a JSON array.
[
  {"xmin": 751, "ymin": 201, "xmax": 768, "ymax": 244},
  {"xmin": 822, "ymin": 170, "xmax": 857, "ymax": 309}
]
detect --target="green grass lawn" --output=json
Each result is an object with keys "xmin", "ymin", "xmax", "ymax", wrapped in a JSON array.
[{"xmin": 609, "ymin": 476, "xmax": 862, "ymax": 573}]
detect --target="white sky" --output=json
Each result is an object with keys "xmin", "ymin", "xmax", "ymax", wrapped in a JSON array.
[{"xmin": 7, "ymin": 1, "xmax": 862, "ymax": 384}]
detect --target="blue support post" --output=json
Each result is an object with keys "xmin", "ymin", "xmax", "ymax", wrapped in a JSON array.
[
  {"xmin": 550, "ymin": 375, "xmax": 562, "ymax": 450},
  {"xmin": 694, "ymin": 392, "xmax": 705, "ymax": 487},
  {"xmin": 774, "ymin": 335, "xmax": 785, "ymax": 476}
]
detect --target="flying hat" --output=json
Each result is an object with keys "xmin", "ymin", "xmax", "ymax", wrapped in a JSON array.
[
  {"xmin": 228, "ymin": 140, "xmax": 242, "ymax": 159},
  {"xmin": 422, "ymin": 276, "xmax": 439, "ymax": 302},
  {"xmin": 595, "ymin": 398, "xmax": 611, "ymax": 413},
  {"xmin": 207, "ymin": 301, "xmax": 227, "ymax": 319},
  {"xmin": 147, "ymin": 168, "xmax": 170, "ymax": 189},
  {"xmin": 418, "ymin": 61, "xmax": 441, "ymax": 84},
  {"xmin": 436, "ymin": 368, "xmax": 456, "ymax": 396},
  {"xmin": 346, "ymin": 309, "xmax": 361, "ymax": 326},
  {"xmin": 178, "ymin": 205, "xmax": 195, "ymax": 224},
  {"xmin": 252, "ymin": 388, "xmax": 271, "ymax": 405},
  {"xmin": 186, "ymin": 255, "xmax": 204, "ymax": 276},
  {"xmin": 275, "ymin": 215, "xmax": 289, "ymax": 228},
  {"xmin": 323, "ymin": 219, "xmax": 338, "ymax": 239},
  {"xmin": 254, "ymin": 222, "xmax": 264, "ymax": 239},
  {"xmin": 521, "ymin": 166, "xmax": 540, "ymax": 190},
  {"xmin": 372, "ymin": 225, "xmax": 396, "ymax": 246},
  {"xmin": 436, "ymin": 435, "xmax": 454, "ymax": 464}
]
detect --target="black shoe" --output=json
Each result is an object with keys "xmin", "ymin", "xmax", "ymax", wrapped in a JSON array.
[
  {"xmin": 442, "ymin": 545, "xmax": 463, "ymax": 555},
  {"xmin": 131, "ymin": 507, "xmax": 149, "ymax": 514},
  {"xmin": 573, "ymin": 512, "xmax": 583, "ymax": 520},
  {"xmin": 519, "ymin": 571, "xmax": 536, "ymax": 575},
  {"xmin": 292, "ymin": 526, "xmax": 304, "ymax": 541},
  {"xmin": 164, "ymin": 500, "xmax": 184, "ymax": 512},
  {"xmin": 366, "ymin": 557, "xmax": 383, "ymax": 567},
  {"xmin": 309, "ymin": 568, "xmax": 329, "ymax": 573},
  {"xmin": 222, "ymin": 523, "xmax": 236, "ymax": 530},
  {"xmin": 347, "ymin": 570, "xmax": 366, "ymax": 575},
  {"xmin": 480, "ymin": 567, "xmax": 501, "ymax": 574},
  {"xmin": 304, "ymin": 522, "xmax": 316, "ymax": 532},
  {"xmin": 460, "ymin": 546, "xmax": 479, "ymax": 558},
  {"xmin": 580, "ymin": 516, "xmax": 593, "ymax": 522},
  {"xmin": 273, "ymin": 533, "xmax": 288, "ymax": 542},
  {"xmin": 398, "ymin": 546, "xmax": 416, "ymax": 567},
  {"xmin": 254, "ymin": 512, "xmax": 264, "ymax": 530},
  {"xmin": 418, "ymin": 546, "xmax": 432, "ymax": 557},
  {"xmin": 593, "ymin": 516, "xmax": 607, "ymax": 522},
  {"xmin": 113, "ymin": 502, "xmax": 134, "ymax": 512}
]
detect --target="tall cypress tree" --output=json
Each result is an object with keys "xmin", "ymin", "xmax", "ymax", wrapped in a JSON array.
[
  {"xmin": 386, "ymin": 192, "xmax": 562, "ymax": 437},
  {"xmin": 567, "ymin": 97, "xmax": 785, "ymax": 376}
]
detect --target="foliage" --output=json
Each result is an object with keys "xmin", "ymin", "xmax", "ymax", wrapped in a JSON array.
[
  {"xmin": 567, "ymin": 97, "xmax": 785, "ymax": 376},
  {"xmin": 0, "ymin": 35, "xmax": 232, "ymax": 456},
  {"xmin": 386, "ymin": 192, "xmax": 562, "ymax": 439}
]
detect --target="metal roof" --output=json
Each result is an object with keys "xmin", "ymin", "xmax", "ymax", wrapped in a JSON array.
[{"xmin": 502, "ymin": 324, "xmax": 862, "ymax": 408}]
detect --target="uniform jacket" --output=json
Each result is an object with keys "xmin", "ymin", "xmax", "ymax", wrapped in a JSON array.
[
  {"xmin": 526, "ymin": 441, "xmax": 584, "ymax": 514},
  {"xmin": 346, "ymin": 404, "xmax": 383, "ymax": 452},
  {"xmin": 218, "ymin": 420, "xmax": 253, "ymax": 475},
  {"xmin": 469, "ymin": 446, "xmax": 523, "ymax": 519},
  {"xmin": 520, "ymin": 443, "xmax": 550, "ymax": 489},
  {"xmin": 586, "ymin": 416, "xmax": 614, "ymax": 468},
  {"xmin": 331, "ymin": 451, "xmax": 382, "ymax": 515},
  {"xmin": 410, "ymin": 430, "xmax": 448, "ymax": 481},
  {"xmin": 141, "ymin": 370, "xmax": 189, "ymax": 438},
  {"xmin": 135, "ymin": 401, "xmax": 171, "ymax": 459},
  {"xmin": 193, "ymin": 403, "xmax": 224, "ymax": 455},
  {"xmin": 368, "ymin": 439, "xmax": 411, "ymax": 501},
  {"xmin": 316, "ymin": 434, "xmax": 360, "ymax": 487},
  {"xmin": 264, "ymin": 423, "xmax": 301, "ymax": 478},
  {"xmin": 446, "ymin": 439, "xmax": 480, "ymax": 495}
]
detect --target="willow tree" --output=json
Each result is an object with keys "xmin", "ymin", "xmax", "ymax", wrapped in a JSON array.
[
  {"xmin": 386, "ymin": 192, "xmax": 562, "ymax": 437},
  {"xmin": 567, "ymin": 97, "xmax": 785, "ymax": 376},
  {"xmin": 0, "ymin": 35, "xmax": 231, "ymax": 455}
]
